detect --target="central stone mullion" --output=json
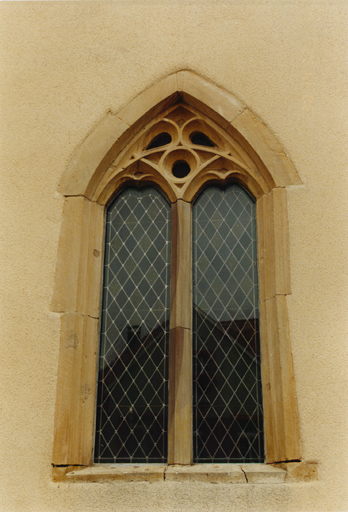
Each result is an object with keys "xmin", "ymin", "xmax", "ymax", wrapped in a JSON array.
[{"xmin": 168, "ymin": 199, "xmax": 192, "ymax": 465}]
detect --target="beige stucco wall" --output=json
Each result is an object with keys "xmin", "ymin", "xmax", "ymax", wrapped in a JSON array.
[{"xmin": 1, "ymin": 1, "xmax": 347, "ymax": 511}]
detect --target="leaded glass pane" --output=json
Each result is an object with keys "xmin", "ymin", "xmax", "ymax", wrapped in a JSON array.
[
  {"xmin": 94, "ymin": 188, "xmax": 171, "ymax": 463},
  {"xmin": 193, "ymin": 185, "xmax": 264, "ymax": 463}
]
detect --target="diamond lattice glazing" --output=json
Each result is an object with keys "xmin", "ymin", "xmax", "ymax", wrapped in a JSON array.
[
  {"xmin": 192, "ymin": 185, "xmax": 264, "ymax": 463},
  {"xmin": 94, "ymin": 188, "xmax": 171, "ymax": 463}
]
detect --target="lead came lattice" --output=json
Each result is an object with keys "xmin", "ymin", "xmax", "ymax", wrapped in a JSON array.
[
  {"xmin": 193, "ymin": 185, "xmax": 264, "ymax": 463},
  {"xmin": 94, "ymin": 188, "xmax": 171, "ymax": 463}
]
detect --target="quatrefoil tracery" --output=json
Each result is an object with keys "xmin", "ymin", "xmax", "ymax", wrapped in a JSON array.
[{"xmin": 97, "ymin": 104, "xmax": 271, "ymax": 204}]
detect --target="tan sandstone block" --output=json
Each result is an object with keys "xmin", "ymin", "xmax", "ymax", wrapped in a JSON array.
[
  {"xmin": 176, "ymin": 70, "xmax": 185, "ymax": 93},
  {"xmin": 284, "ymin": 461, "xmax": 319, "ymax": 482},
  {"xmin": 117, "ymin": 74, "xmax": 178, "ymax": 132},
  {"xmin": 51, "ymin": 197, "xmax": 87, "ymax": 314},
  {"xmin": 51, "ymin": 197, "xmax": 104, "ymax": 317},
  {"xmin": 241, "ymin": 464, "xmax": 286, "ymax": 484},
  {"xmin": 65, "ymin": 465, "xmax": 166, "ymax": 483},
  {"xmin": 170, "ymin": 200, "xmax": 192, "ymax": 330},
  {"xmin": 76, "ymin": 200, "xmax": 104, "ymax": 318},
  {"xmin": 260, "ymin": 296, "xmax": 301, "ymax": 463},
  {"xmin": 165, "ymin": 464, "xmax": 245, "ymax": 483},
  {"xmin": 168, "ymin": 200, "xmax": 192, "ymax": 464},
  {"xmin": 271, "ymin": 187, "xmax": 291, "ymax": 296},
  {"xmin": 257, "ymin": 188, "xmax": 291, "ymax": 302},
  {"xmin": 256, "ymin": 193, "xmax": 268, "ymax": 304},
  {"xmin": 52, "ymin": 313, "xmax": 99, "ymax": 466},
  {"xmin": 181, "ymin": 70, "xmax": 245, "ymax": 127},
  {"xmin": 59, "ymin": 113, "xmax": 131, "ymax": 198},
  {"xmin": 231, "ymin": 109, "xmax": 302, "ymax": 187},
  {"xmin": 168, "ymin": 328, "xmax": 192, "ymax": 465}
]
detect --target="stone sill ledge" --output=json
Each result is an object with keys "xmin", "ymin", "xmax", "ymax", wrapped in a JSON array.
[{"xmin": 53, "ymin": 461, "xmax": 318, "ymax": 484}]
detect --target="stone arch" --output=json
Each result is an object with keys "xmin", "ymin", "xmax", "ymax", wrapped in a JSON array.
[
  {"xmin": 52, "ymin": 71, "xmax": 302, "ymax": 468},
  {"xmin": 58, "ymin": 70, "xmax": 301, "ymax": 201}
]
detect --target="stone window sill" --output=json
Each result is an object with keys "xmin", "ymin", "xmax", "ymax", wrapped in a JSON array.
[{"xmin": 53, "ymin": 461, "xmax": 318, "ymax": 484}]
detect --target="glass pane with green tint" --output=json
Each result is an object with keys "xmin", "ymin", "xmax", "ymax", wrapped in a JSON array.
[
  {"xmin": 193, "ymin": 185, "xmax": 264, "ymax": 463},
  {"xmin": 95, "ymin": 188, "xmax": 171, "ymax": 463}
]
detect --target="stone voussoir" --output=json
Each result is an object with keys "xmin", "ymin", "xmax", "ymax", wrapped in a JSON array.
[{"xmin": 230, "ymin": 109, "xmax": 302, "ymax": 188}]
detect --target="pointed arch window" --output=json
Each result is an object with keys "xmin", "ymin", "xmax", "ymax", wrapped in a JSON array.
[{"xmin": 52, "ymin": 87, "xmax": 301, "ymax": 474}]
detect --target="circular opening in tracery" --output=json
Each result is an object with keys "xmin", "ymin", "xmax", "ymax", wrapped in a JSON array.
[{"xmin": 172, "ymin": 160, "xmax": 191, "ymax": 178}]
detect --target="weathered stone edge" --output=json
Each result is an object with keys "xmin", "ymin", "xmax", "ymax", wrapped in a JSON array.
[{"xmin": 53, "ymin": 461, "xmax": 318, "ymax": 484}]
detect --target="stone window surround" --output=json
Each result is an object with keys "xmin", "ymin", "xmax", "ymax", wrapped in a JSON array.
[{"xmin": 51, "ymin": 70, "xmax": 316, "ymax": 482}]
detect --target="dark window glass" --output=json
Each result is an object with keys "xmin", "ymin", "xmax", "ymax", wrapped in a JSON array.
[
  {"xmin": 190, "ymin": 131, "xmax": 215, "ymax": 147},
  {"xmin": 172, "ymin": 160, "xmax": 191, "ymax": 178},
  {"xmin": 192, "ymin": 185, "xmax": 264, "ymax": 463},
  {"xmin": 146, "ymin": 132, "xmax": 172, "ymax": 150},
  {"xmin": 94, "ymin": 188, "xmax": 171, "ymax": 463}
]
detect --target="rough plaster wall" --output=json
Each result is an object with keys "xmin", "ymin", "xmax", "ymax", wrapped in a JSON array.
[{"xmin": 0, "ymin": 1, "xmax": 347, "ymax": 511}]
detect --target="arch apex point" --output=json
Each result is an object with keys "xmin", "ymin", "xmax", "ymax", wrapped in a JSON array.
[{"xmin": 173, "ymin": 70, "xmax": 246, "ymax": 123}]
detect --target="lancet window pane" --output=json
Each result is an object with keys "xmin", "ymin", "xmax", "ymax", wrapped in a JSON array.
[
  {"xmin": 94, "ymin": 188, "xmax": 171, "ymax": 463},
  {"xmin": 192, "ymin": 185, "xmax": 264, "ymax": 463}
]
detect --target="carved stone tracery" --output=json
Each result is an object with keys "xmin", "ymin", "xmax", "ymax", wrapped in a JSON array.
[{"xmin": 93, "ymin": 104, "xmax": 274, "ymax": 206}]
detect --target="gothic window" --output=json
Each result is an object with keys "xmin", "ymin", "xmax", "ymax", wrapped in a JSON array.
[
  {"xmin": 52, "ymin": 83, "xmax": 301, "ymax": 474},
  {"xmin": 94, "ymin": 105, "xmax": 265, "ymax": 464}
]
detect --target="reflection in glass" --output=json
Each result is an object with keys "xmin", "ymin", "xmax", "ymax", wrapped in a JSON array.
[
  {"xmin": 94, "ymin": 188, "xmax": 171, "ymax": 463},
  {"xmin": 193, "ymin": 185, "xmax": 264, "ymax": 463}
]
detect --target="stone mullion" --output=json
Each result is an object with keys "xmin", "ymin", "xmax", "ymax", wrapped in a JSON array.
[{"xmin": 168, "ymin": 200, "xmax": 193, "ymax": 464}]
